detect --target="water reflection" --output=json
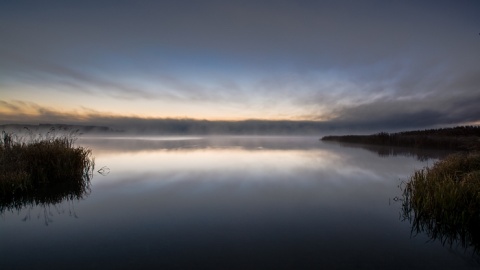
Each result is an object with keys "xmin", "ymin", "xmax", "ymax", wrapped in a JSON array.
[
  {"xmin": 401, "ymin": 180, "xmax": 480, "ymax": 257},
  {"xmin": 2, "ymin": 136, "xmax": 478, "ymax": 269},
  {"xmin": 326, "ymin": 139, "xmax": 480, "ymax": 259},
  {"xmin": 323, "ymin": 140, "xmax": 454, "ymax": 161},
  {"xmin": 79, "ymin": 135, "xmax": 324, "ymax": 154},
  {"xmin": 0, "ymin": 173, "xmax": 91, "ymax": 224}
]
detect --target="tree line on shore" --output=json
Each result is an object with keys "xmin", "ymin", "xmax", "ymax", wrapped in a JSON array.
[{"xmin": 322, "ymin": 126, "xmax": 480, "ymax": 151}]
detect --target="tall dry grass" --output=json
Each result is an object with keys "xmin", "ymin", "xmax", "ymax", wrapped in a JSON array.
[
  {"xmin": 402, "ymin": 152, "xmax": 480, "ymax": 252},
  {"xmin": 0, "ymin": 129, "xmax": 94, "ymax": 212}
]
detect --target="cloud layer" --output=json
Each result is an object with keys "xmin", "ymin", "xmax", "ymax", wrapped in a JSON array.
[{"xmin": 1, "ymin": 0, "xmax": 479, "ymax": 131}]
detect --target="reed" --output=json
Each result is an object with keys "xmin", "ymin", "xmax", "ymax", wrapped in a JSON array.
[
  {"xmin": 0, "ymin": 129, "xmax": 94, "ymax": 212},
  {"xmin": 402, "ymin": 152, "xmax": 480, "ymax": 252}
]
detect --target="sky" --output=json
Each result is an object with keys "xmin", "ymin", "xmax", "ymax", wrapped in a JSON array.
[{"xmin": 1, "ymin": 0, "xmax": 479, "ymax": 133}]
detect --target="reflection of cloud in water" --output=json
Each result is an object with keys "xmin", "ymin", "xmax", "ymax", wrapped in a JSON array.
[
  {"xmin": 92, "ymin": 148, "xmax": 346, "ymax": 186},
  {"xmin": 78, "ymin": 136, "xmax": 324, "ymax": 154},
  {"xmin": 82, "ymin": 136, "xmax": 426, "ymax": 191},
  {"xmin": 3, "ymin": 136, "xmax": 477, "ymax": 268}
]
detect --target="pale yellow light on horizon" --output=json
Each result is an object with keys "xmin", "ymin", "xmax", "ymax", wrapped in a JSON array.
[
  {"xmin": 0, "ymin": 82, "xmax": 336, "ymax": 122},
  {"xmin": 1, "ymin": 102, "xmax": 328, "ymax": 122},
  {"xmin": 1, "ymin": 91, "xmax": 331, "ymax": 122}
]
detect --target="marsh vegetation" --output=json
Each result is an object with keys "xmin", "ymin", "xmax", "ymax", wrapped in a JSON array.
[
  {"xmin": 2, "ymin": 135, "xmax": 479, "ymax": 268},
  {"xmin": 401, "ymin": 152, "xmax": 480, "ymax": 254},
  {"xmin": 0, "ymin": 129, "xmax": 94, "ymax": 213},
  {"xmin": 324, "ymin": 126, "xmax": 480, "ymax": 254}
]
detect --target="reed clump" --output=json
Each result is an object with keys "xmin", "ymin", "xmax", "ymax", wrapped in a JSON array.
[
  {"xmin": 402, "ymin": 152, "xmax": 480, "ymax": 251},
  {"xmin": 0, "ymin": 130, "xmax": 94, "ymax": 212}
]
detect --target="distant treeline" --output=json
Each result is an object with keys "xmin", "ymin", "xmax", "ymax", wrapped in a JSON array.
[
  {"xmin": 123, "ymin": 119, "xmax": 330, "ymax": 135},
  {"xmin": 322, "ymin": 126, "xmax": 480, "ymax": 151},
  {"xmin": 0, "ymin": 124, "xmax": 121, "ymax": 134},
  {"xmin": 1, "ymin": 121, "xmax": 335, "ymax": 135}
]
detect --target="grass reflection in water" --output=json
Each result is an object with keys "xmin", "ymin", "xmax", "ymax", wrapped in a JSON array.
[
  {"xmin": 401, "ymin": 152, "xmax": 480, "ymax": 255},
  {"xmin": 0, "ymin": 129, "xmax": 95, "ymax": 217}
]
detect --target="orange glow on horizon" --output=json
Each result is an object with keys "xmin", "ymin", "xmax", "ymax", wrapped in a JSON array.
[{"xmin": 0, "ymin": 99, "xmax": 331, "ymax": 123}]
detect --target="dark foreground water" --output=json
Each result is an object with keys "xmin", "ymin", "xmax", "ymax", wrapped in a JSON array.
[{"xmin": 1, "ymin": 136, "xmax": 478, "ymax": 269}]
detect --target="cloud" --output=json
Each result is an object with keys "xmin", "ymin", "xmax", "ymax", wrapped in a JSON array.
[
  {"xmin": 2, "ymin": 97, "xmax": 479, "ymax": 135},
  {"xmin": 0, "ymin": 100, "xmax": 23, "ymax": 111},
  {"xmin": 1, "ymin": 1, "xmax": 480, "ymax": 130},
  {"xmin": 0, "ymin": 50, "xmax": 159, "ymax": 99},
  {"xmin": 3, "ymin": 1, "xmax": 478, "ymax": 67},
  {"xmin": 329, "ymin": 84, "xmax": 480, "ymax": 131}
]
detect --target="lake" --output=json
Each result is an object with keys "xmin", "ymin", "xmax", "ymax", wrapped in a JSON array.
[{"xmin": 1, "ymin": 136, "xmax": 478, "ymax": 269}]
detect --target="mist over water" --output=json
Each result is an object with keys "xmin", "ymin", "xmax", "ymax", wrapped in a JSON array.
[{"xmin": 1, "ymin": 136, "xmax": 478, "ymax": 269}]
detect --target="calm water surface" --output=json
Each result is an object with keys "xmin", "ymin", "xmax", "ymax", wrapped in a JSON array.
[{"xmin": 1, "ymin": 136, "xmax": 478, "ymax": 269}]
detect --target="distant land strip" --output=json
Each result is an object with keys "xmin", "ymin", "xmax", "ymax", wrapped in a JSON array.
[
  {"xmin": 0, "ymin": 124, "xmax": 122, "ymax": 134},
  {"xmin": 321, "ymin": 126, "xmax": 480, "ymax": 151},
  {"xmin": 0, "ymin": 120, "xmax": 337, "ymax": 135}
]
